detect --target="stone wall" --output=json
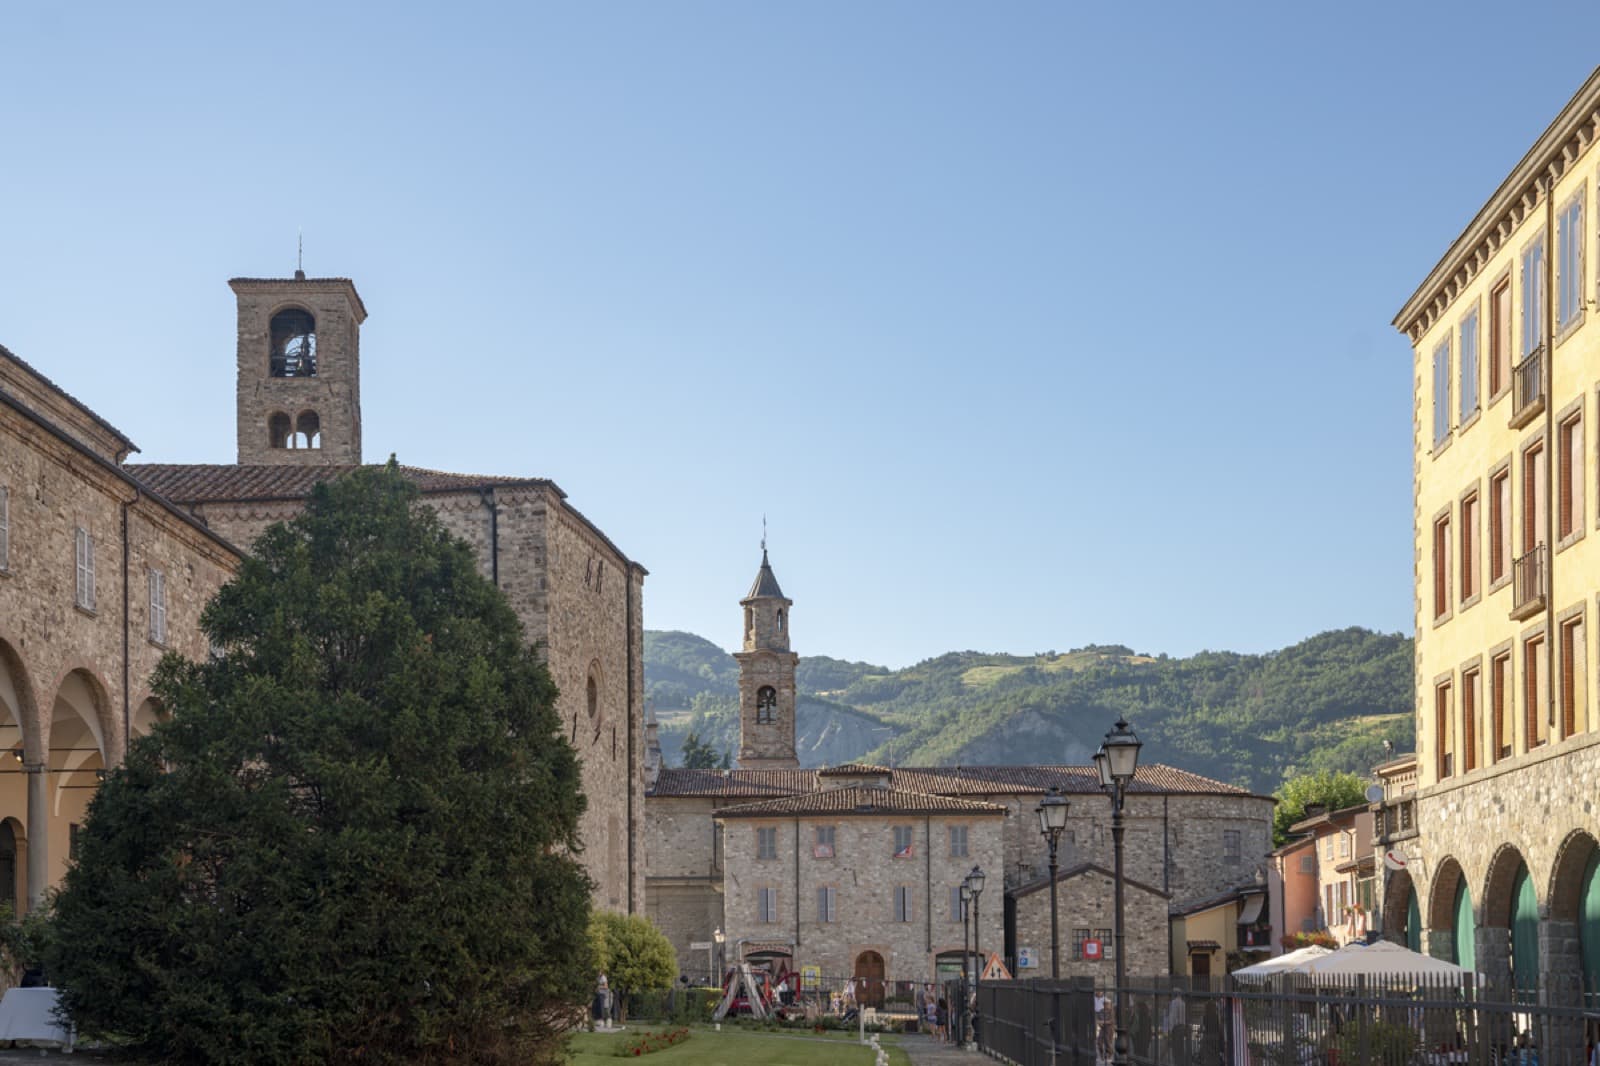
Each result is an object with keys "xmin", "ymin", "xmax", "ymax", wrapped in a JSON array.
[
  {"xmin": 734, "ymin": 649, "xmax": 798, "ymax": 768},
  {"xmin": 719, "ymin": 812, "xmax": 1005, "ymax": 983},
  {"xmin": 1012, "ymin": 867, "xmax": 1169, "ymax": 979},
  {"xmin": 0, "ymin": 399, "xmax": 239, "ymax": 905}
]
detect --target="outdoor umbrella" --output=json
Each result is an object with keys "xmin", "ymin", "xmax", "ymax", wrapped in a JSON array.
[
  {"xmin": 1231, "ymin": 945, "xmax": 1334, "ymax": 978},
  {"xmin": 1296, "ymin": 939, "xmax": 1466, "ymax": 978}
]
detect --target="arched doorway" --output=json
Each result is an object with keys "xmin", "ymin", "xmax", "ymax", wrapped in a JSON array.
[
  {"xmin": 0, "ymin": 641, "xmax": 37, "ymax": 911},
  {"xmin": 1548, "ymin": 830, "xmax": 1600, "ymax": 1000},
  {"xmin": 1429, "ymin": 858, "xmax": 1475, "ymax": 969},
  {"xmin": 854, "ymin": 950, "xmax": 885, "ymax": 1008},
  {"xmin": 1509, "ymin": 864, "xmax": 1539, "ymax": 1003},
  {"xmin": 1483, "ymin": 844, "xmax": 1534, "ymax": 991},
  {"xmin": 1383, "ymin": 868, "xmax": 1415, "ymax": 947},
  {"xmin": 49, "ymin": 670, "xmax": 110, "ymax": 888}
]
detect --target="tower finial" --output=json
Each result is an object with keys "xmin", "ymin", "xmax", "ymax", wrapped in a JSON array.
[
  {"xmin": 295, "ymin": 229, "xmax": 305, "ymax": 281},
  {"xmin": 761, "ymin": 514, "xmax": 767, "ymax": 555}
]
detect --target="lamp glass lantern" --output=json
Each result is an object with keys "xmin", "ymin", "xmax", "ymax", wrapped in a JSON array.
[
  {"xmin": 1093, "ymin": 745, "xmax": 1112, "ymax": 789},
  {"xmin": 1103, "ymin": 717, "xmax": 1141, "ymax": 783},
  {"xmin": 968, "ymin": 865, "xmax": 986, "ymax": 896},
  {"xmin": 1036, "ymin": 786, "xmax": 1069, "ymax": 837}
]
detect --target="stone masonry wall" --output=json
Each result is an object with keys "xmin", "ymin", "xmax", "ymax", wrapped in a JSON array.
[
  {"xmin": 0, "ymin": 404, "xmax": 239, "ymax": 899},
  {"xmin": 720, "ymin": 812, "xmax": 1005, "ymax": 983},
  {"xmin": 1012, "ymin": 868, "xmax": 1170, "ymax": 980}
]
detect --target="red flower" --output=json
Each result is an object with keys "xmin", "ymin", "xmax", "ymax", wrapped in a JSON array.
[{"xmin": 633, "ymin": 1049, "xmax": 641, "ymax": 1056}]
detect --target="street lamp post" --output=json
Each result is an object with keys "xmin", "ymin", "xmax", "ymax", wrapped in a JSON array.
[
  {"xmin": 1035, "ymin": 785, "xmax": 1070, "ymax": 980},
  {"xmin": 968, "ymin": 865, "xmax": 986, "ymax": 1051},
  {"xmin": 959, "ymin": 881, "xmax": 973, "ymax": 1045},
  {"xmin": 1094, "ymin": 717, "xmax": 1142, "ymax": 1066}
]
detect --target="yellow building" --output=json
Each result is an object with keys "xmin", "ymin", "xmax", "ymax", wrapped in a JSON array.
[{"xmin": 1392, "ymin": 66, "xmax": 1600, "ymax": 998}]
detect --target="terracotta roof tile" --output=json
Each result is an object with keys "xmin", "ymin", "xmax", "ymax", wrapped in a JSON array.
[
  {"xmin": 817, "ymin": 762, "xmax": 892, "ymax": 776},
  {"xmin": 715, "ymin": 785, "xmax": 1006, "ymax": 818},
  {"xmin": 650, "ymin": 763, "xmax": 1263, "ymax": 801},
  {"xmin": 123, "ymin": 463, "xmax": 557, "ymax": 504}
]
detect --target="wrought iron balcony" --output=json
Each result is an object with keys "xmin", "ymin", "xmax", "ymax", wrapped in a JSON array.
[
  {"xmin": 1510, "ymin": 346, "xmax": 1545, "ymax": 429},
  {"xmin": 1511, "ymin": 544, "xmax": 1547, "ymax": 620}
]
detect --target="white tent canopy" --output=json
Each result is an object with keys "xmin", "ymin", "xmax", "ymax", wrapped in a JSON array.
[
  {"xmin": 1232, "ymin": 945, "xmax": 1334, "ymax": 978},
  {"xmin": 1299, "ymin": 939, "xmax": 1466, "ymax": 977}
]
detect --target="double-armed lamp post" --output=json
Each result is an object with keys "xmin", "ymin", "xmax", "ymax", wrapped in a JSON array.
[
  {"xmin": 959, "ymin": 881, "xmax": 973, "ymax": 1043},
  {"xmin": 963, "ymin": 864, "xmax": 986, "ymax": 1050},
  {"xmin": 1093, "ymin": 717, "xmax": 1142, "ymax": 1066},
  {"xmin": 1034, "ymin": 785, "xmax": 1069, "ymax": 979}
]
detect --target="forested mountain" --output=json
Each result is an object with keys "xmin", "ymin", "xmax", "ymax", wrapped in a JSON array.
[{"xmin": 644, "ymin": 627, "xmax": 1414, "ymax": 794}]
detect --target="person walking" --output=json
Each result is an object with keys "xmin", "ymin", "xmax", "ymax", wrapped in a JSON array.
[
  {"xmin": 1164, "ymin": 985, "xmax": 1188, "ymax": 1066},
  {"xmin": 936, "ymin": 996, "xmax": 949, "ymax": 1044}
]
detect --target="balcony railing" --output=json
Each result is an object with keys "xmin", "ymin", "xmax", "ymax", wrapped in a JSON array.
[
  {"xmin": 1511, "ymin": 544, "xmax": 1547, "ymax": 620},
  {"xmin": 1510, "ymin": 346, "xmax": 1545, "ymax": 428}
]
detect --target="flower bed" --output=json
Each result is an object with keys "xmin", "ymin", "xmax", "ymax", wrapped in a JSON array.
[{"xmin": 614, "ymin": 1027, "xmax": 691, "ymax": 1057}]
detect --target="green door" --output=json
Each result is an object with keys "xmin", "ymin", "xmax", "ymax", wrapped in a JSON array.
[
  {"xmin": 1581, "ymin": 851, "xmax": 1600, "ymax": 1001},
  {"xmin": 1511, "ymin": 864, "xmax": 1540, "ymax": 998},
  {"xmin": 1453, "ymin": 881, "xmax": 1476, "ymax": 971},
  {"xmin": 1406, "ymin": 891, "xmax": 1422, "ymax": 954}
]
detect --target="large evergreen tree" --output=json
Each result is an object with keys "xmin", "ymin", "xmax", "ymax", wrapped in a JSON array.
[{"xmin": 48, "ymin": 463, "xmax": 592, "ymax": 1065}]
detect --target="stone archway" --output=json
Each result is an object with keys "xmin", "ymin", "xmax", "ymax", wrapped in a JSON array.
[
  {"xmin": 1481, "ymin": 843, "xmax": 1535, "ymax": 992},
  {"xmin": 1382, "ymin": 868, "xmax": 1417, "ymax": 948},
  {"xmin": 0, "ymin": 641, "xmax": 38, "ymax": 911},
  {"xmin": 47, "ymin": 669, "xmax": 111, "ymax": 894},
  {"xmin": 1427, "ymin": 856, "xmax": 1475, "ymax": 969},
  {"xmin": 853, "ymin": 950, "xmax": 885, "ymax": 1008},
  {"xmin": 1547, "ymin": 830, "xmax": 1599, "ymax": 998}
]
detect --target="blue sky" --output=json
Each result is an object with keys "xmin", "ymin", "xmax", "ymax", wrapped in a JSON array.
[{"xmin": 2, "ymin": 3, "xmax": 1595, "ymax": 668}]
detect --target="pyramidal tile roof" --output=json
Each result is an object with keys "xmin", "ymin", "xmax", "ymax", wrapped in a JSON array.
[
  {"xmin": 817, "ymin": 762, "xmax": 892, "ymax": 776},
  {"xmin": 715, "ymin": 784, "xmax": 1007, "ymax": 818},
  {"xmin": 744, "ymin": 550, "xmax": 786, "ymax": 600},
  {"xmin": 124, "ymin": 463, "xmax": 557, "ymax": 504}
]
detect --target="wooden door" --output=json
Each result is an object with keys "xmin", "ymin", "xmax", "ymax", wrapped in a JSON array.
[{"xmin": 854, "ymin": 951, "xmax": 885, "ymax": 1008}]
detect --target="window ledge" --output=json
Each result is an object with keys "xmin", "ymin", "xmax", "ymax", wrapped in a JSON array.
[
  {"xmin": 1556, "ymin": 312, "xmax": 1585, "ymax": 347},
  {"xmin": 1431, "ymin": 608, "xmax": 1454, "ymax": 629},
  {"xmin": 1432, "ymin": 434, "xmax": 1454, "ymax": 459},
  {"xmin": 1488, "ymin": 573, "xmax": 1512, "ymax": 594},
  {"xmin": 74, "ymin": 604, "xmax": 97, "ymax": 619},
  {"xmin": 1459, "ymin": 409, "xmax": 1482, "ymax": 435},
  {"xmin": 1489, "ymin": 385, "xmax": 1511, "ymax": 407},
  {"xmin": 1459, "ymin": 591, "xmax": 1482, "ymax": 612},
  {"xmin": 1557, "ymin": 527, "xmax": 1586, "ymax": 554}
]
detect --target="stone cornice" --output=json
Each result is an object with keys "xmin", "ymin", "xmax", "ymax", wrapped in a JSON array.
[{"xmin": 1394, "ymin": 66, "xmax": 1600, "ymax": 343}]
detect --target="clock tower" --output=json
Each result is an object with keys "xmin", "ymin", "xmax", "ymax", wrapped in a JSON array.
[{"xmin": 734, "ymin": 549, "xmax": 799, "ymax": 769}]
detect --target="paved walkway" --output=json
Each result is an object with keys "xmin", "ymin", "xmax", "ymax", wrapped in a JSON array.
[{"xmin": 897, "ymin": 1033, "xmax": 993, "ymax": 1065}]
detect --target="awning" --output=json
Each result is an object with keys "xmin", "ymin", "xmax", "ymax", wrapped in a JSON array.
[
  {"xmin": 1238, "ymin": 893, "xmax": 1266, "ymax": 925},
  {"xmin": 1187, "ymin": 940, "xmax": 1221, "ymax": 953}
]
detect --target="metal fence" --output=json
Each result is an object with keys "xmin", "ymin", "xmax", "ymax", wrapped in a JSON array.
[{"xmin": 979, "ymin": 973, "xmax": 1600, "ymax": 1066}]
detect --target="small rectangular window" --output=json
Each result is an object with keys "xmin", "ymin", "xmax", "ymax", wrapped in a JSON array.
[
  {"xmin": 1491, "ymin": 277, "xmax": 1513, "ymax": 396},
  {"xmin": 949, "ymin": 825, "xmax": 968, "ymax": 858},
  {"xmin": 817, "ymin": 885, "xmax": 836, "ymax": 923},
  {"xmin": 1433, "ymin": 338, "xmax": 1452, "ymax": 447},
  {"xmin": 1526, "ymin": 634, "xmax": 1549, "ymax": 749},
  {"xmin": 1462, "ymin": 666, "xmax": 1481, "ymax": 773},
  {"xmin": 1223, "ymin": 829, "xmax": 1241, "ymax": 866},
  {"xmin": 1492, "ymin": 651, "xmax": 1514, "ymax": 760},
  {"xmin": 893, "ymin": 885, "xmax": 913, "ymax": 923},
  {"xmin": 892, "ymin": 825, "xmax": 914, "ymax": 858},
  {"xmin": 1072, "ymin": 927, "xmax": 1091, "ymax": 961},
  {"xmin": 1461, "ymin": 491, "xmax": 1479, "ymax": 602},
  {"xmin": 1460, "ymin": 308, "xmax": 1480, "ymax": 421},
  {"xmin": 0, "ymin": 486, "xmax": 9, "ymax": 571},
  {"xmin": 1523, "ymin": 234, "xmax": 1548, "ymax": 356},
  {"xmin": 1436, "ymin": 679, "xmax": 1455, "ymax": 779},
  {"xmin": 758, "ymin": 887, "xmax": 777, "ymax": 923},
  {"xmin": 1562, "ymin": 614, "xmax": 1586, "ymax": 739},
  {"xmin": 1095, "ymin": 928, "xmax": 1114, "ymax": 961},
  {"xmin": 1338, "ymin": 832, "xmax": 1351, "ymax": 859},
  {"xmin": 757, "ymin": 827, "xmax": 777, "ymax": 860},
  {"xmin": 1433, "ymin": 513, "xmax": 1452, "ymax": 620},
  {"xmin": 1490, "ymin": 468, "xmax": 1511, "ymax": 585},
  {"xmin": 1560, "ymin": 412, "xmax": 1585, "ymax": 541},
  {"xmin": 1299, "ymin": 854, "xmax": 1316, "ymax": 875},
  {"xmin": 1559, "ymin": 193, "xmax": 1585, "ymax": 330},
  {"xmin": 148, "ymin": 568, "xmax": 168, "ymax": 645},
  {"xmin": 813, "ymin": 825, "xmax": 835, "ymax": 859},
  {"xmin": 74, "ymin": 527, "xmax": 95, "ymax": 611}
]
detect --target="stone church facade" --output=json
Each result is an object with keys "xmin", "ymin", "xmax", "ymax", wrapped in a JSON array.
[
  {"xmin": 1, "ymin": 272, "xmax": 645, "ymax": 913},
  {"xmin": 644, "ymin": 552, "xmax": 1275, "ymax": 984}
]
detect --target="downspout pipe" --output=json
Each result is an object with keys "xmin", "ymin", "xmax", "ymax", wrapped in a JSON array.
[
  {"xmin": 121, "ymin": 489, "xmax": 138, "ymax": 763},
  {"xmin": 1545, "ymin": 174, "xmax": 1556, "ymax": 744},
  {"xmin": 480, "ymin": 488, "xmax": 499, "ymax": 587},
  {"xmin": 627, "ymin": 570, "xmax": 638, "ymax": 913}
]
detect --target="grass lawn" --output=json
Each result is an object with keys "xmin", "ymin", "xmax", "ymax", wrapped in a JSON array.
[{"xmin": 568, "ymin": 1026, "xmax": 912, "ymax": 1066}]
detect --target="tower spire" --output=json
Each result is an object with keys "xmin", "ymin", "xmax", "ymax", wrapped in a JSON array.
[{"xmin": 295, "ymin": 229, "xmax": 305, "ymax": 281}]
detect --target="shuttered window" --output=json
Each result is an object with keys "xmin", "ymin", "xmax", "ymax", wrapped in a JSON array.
[
  {"xmin": 1460, "ymin": 308, "xmax": 1480, "ymax": 422},
  {"xmin": 1436, "ymin": 680, "xmax": 1454, "ymax": 779},
  {"xmin": 149, "ymin": 569, "xmax": 168, "ymax": 645},
  {"xmin": 757, "ymin": 887, "xmax": 778, "ymax": 923},
  {"xmin": 1525, "ymin": 441, "xmax": 1548, "ymax": 552},
  {"xmin": 1461, "ymin": 492, "xmax": 1479, "ymax": 602},
  {"xmin": 1560, "ymin": 412, "xmax": 1584, "ymax": 540},
  {"xmin": 1490, "ymin": 278, "xmax": 1513, "ymax": 396},
  {"xmin": 893, "ymin": 885, "xmax": 913, "ymax": 923},
  {"xmin": 1433, "ymin": 339, "xmax": 1452, "ymax": 447},
  {"xmin": 1562, "ymin": 615, "xmax": 1586, "ymax": 739},
  {"xmin": 1492, "ymin": 652, "xmax": 1513, "ymax": 761},
  {"xmin": 1523, "ymin": 234, "xmax": 1548, "ymax": 356},
  {"xmin": 1433, "ymin": 514, "xmax": 1451, "ymax": 619},
  {"xmin": 1462, "ymin": 667, "xmax": 1481, "ymax": 773},
  {"xmin": 817, "ymin": 886, "xmax": 836, "ymax": 923},
  {"xmin": 1489, "ymin": 468, "xmax": 1511, "ymax": 584},
  {"xmin": 1559, "ymin": 193, "xmax": 1585, "ymax": 330},
  {"xmin": 74, "ymin": 527, "xmax": 95, "ymax": 610},
  {"xmin": 1526, "ymin": 634, "xmax": 1549, "ymax": 749}
]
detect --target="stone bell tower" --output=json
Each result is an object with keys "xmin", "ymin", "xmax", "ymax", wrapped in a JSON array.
[
  {"xmin": 734, "ymin": 549, "xmax": 799, "ymax": 769},
  {"xmin": 232, "ymin": 272, "xmax": 367, "ymax": 465}
]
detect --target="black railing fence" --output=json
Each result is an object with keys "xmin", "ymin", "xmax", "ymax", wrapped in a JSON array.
[{"xmin": 978, "ymin": 973, "xmax": 1600, "ymax": 1066}]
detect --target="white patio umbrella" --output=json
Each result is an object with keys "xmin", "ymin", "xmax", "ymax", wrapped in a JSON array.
[
  {"xmin": 1296, "ymin": 939, "xmax": 1466, "ymax": 978},
  {"xmin": 1231, "ymin": 944, "xmax": 1334, "ymax": 978}
]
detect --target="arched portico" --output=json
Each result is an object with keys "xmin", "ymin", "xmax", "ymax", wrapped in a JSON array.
[
  {"xmin": 0, "ymin": 640, "xmax": 40, "ymax": 912},
  {"xmin": 1382, "ymin": 867, "xmax": 1419, "ymax": 950},
  {"xmin": 1481, "ymin": 843, "xmax": 1535, "ymax": 994},
  {"xmin": 45, "ymin": 669, "xmax": 111, "ymax": 901}
]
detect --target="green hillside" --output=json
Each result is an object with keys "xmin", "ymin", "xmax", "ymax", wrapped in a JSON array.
[{"xmin": 644, "ymin": 627, "xmax": 1415, "ymax": 794}]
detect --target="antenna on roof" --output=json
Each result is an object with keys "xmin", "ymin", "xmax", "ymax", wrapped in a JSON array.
[
  {"xmin": 761, "ymin": 514, "xmax": 767, "ymax": 554},
  {"xmin": 295, "ymin": 229, "xmax": 305, "ymax": 281}
]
